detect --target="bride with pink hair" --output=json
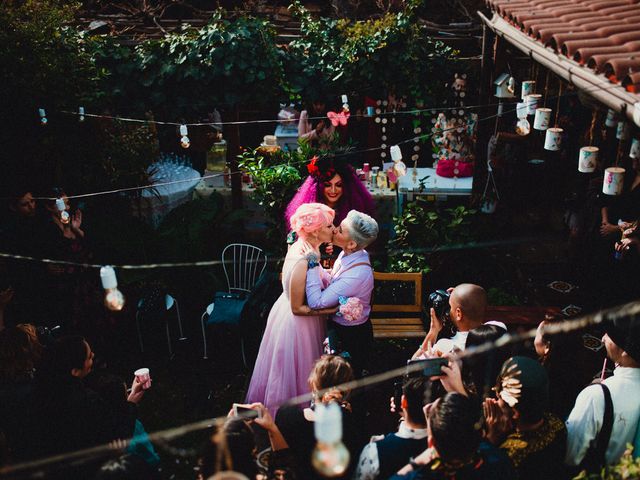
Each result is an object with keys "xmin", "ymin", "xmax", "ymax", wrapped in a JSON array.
[{"xmin": 245, "ymin": 203, "xmax": 338, "ymax": 416}]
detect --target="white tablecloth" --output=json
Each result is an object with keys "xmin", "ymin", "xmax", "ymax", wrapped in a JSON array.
[
  {"xmin": 398, "ymin": 168, "xmax": 473, "ymax": 196},
  {"xmin": 135, "ymin": 161, "xmax": 201, "ymax": 228}
]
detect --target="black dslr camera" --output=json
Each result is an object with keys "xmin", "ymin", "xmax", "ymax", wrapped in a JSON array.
[{"xmin": 428, "ymin": 289, "xmax": 451, "ymax": 321}]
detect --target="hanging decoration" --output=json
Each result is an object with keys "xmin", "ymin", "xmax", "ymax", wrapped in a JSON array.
[
  {"xmin": 602, "ymin": 167, "xmax": 625, "ymax": 196},
  {"xmin": 100, "ymin": 266, "xmax": 125, "ymax": 311},
  {"xmin": 481, "ymin": 136, "xmax": 500, "ymax": 214},
  {"xmin": 327, "ymin": 111, "xmax": 350, "ymax": 127},
  {"xmin": 390, "ymin": 145, "xmax": 407, "ymax": 178},
  {"xmin": 55, "ymin": 198, "xmax": 70, "ymax": 224},
  {"xmin": 179, "ymin": 124, "xmax": 190, "ymax": 149},
  {"xmin": 432, "ymin": 113, "xmax": 476, "ymax": 177},
  {"xmin": 630, "ymin": 138, "xmax": 640, "ymax": 159},
  {"xmin": 39, "ymin": 108, "xmax": 47, "ymax": 125},
  {"xmin": 341, "ymin": 94, "xmax": 349, "ymax": 112},
  {"xmin": 544, "ymin": 128, "xmax": 563, "ymax": 151},
  {"xmin": 526, "ymin": 94, "xmax": 541, "ymax": 115},
  {"xmin": 515, "ymin": 102, "xmax": 530, "ymax": 136},
  {"xmin": 326, "ymin": 94, "xmax": 351, "ymax": 127},
  {"xmin": 578, "ymin": 147, "xmax": 599, "ymax": 173},
  {"xmin": 78, "ymin": 107, "xmax": 85, "ymax": 122},
  {"xmin": 578, "ymin": 111, "xmax": 599, "ymax": 173},
  {"xmin": 605, "ymin": 109, "xmax": 618, "ymax": 128},
  {"xmin": 521, "ymin": 80, "xmax": 535, "ymax": 100},
  {"xmin": 616, "ymin": 121, "xmax": 630, "ymax": 141},
  {"xmin": 312, "ymin": 402, "xmax": 350, "ymax": 477},
  {"xmin": 544, "ymin": 80, "xmax": 563, "ymax": 151},
  {"xmin": 534, "ymin": 108, "xmax": 551, "ymax": 130}
]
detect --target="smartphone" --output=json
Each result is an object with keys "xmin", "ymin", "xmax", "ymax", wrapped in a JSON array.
[
  {"xmin": 406, "ymin": 358, "xmax": 448, "ymax": 377},
  {"xmin": 393, "ymin": 380, "xmax": 403, "ymax": 412},
  {"xmin": 232, "ymin": 403, "xmax": 261, "ymax": 419}
]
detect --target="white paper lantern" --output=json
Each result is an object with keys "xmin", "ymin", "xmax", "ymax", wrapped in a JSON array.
[
  {"xmin": 605, "ymin": 109, "xmax": 617, "ymax": 128},
  {"xmin": 526, "ymin": 94, "xmax": 541, "ymax": 115},
  {"xmin": 630, "ymin": 138, "xmax": 640, "ymax": 159},
  {"xmin": 578, "ymin": 146, "xmax": 599, "ymax": 173},
  {"xmin": 544, "ymin": 127, "xmax": 563, "ymax": 151},
  {"xmin": 534, "ymin": 108, "xmax": 552, "ymax": 130},
  {"xmin": 602, "ymin": 167, "xmax": 625, "ymax": 195},
  {"xmin": 521, "ymin": 80, "xmax": 536, "ymax": 100}
]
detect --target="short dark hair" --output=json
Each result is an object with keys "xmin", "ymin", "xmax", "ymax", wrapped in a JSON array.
[
  {"xmin": 430, "ymin": 393, "xmax": 481, "ymax": 463},
  {"xmin": 402, "ymin": 377, "xmax": 428, "ymax": 426}
]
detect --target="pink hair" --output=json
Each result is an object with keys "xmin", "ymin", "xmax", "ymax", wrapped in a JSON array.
[{"xmin": 289, "ymin": 203, "xmax": 335, "ymax": 240}]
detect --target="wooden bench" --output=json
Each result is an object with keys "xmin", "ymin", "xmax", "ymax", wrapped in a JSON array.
[{"xmin": 370, "ymin": 272, "xmax": 561, "ymax": 338}]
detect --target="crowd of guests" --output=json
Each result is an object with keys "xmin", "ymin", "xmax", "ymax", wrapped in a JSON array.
[
  {"xmin": 1, "ymin": 186, "xmax": 96, "ymax": 334},
  {"xmin": 2, "ymin": 284, "xmax": 637, "ymax": 479},
  {"xmin": 184, "ymin": 290, "xmax": 640, "ymax": 480}
]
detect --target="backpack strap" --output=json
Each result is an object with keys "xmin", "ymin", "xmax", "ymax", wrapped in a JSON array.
[{"xmin": 595, "ymin": 383, "xmax": 614, "ymax": 466}]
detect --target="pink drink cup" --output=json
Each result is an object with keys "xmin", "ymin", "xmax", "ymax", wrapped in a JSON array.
[{"xmin": 134, "ymin": 368, "xmax": 152, "ymax": 390}]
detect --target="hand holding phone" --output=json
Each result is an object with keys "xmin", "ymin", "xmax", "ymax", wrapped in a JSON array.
[
  {"xmin": 232, "ymin": 403, "xmax": 261, "ymax": 420},
  {"xmin": 406, "ymin": 358, "xmax": 448, "ymax": 378}
]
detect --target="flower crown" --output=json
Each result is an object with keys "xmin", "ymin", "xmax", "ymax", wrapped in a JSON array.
[{"xmin": 307, "ymin": 156, "xmax": 336, "ymax": 182}]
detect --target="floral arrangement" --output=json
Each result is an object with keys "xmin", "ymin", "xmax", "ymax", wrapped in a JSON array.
[{"xmin": 336, "ymin": 296, "xmax": 364, "ymax": 322}]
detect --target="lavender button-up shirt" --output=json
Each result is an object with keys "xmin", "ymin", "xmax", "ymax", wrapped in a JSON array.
[{"xmin": 306, "ymin": 250, "xmax": 373, "ymax": 326}]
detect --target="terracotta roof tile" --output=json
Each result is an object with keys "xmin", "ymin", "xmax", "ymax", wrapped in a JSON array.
[
  {"xmin": 486, "ymin": 0, "xmax": 640, "ymax": 91},
  {"xmin": 622, "ymin": 71, "xmax": 640, "ymax": 92}
]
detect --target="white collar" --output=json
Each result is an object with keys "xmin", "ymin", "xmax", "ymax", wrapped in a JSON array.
[{"xmin": 396, "ymin": 421, "xmax": 429, "ymax": 439}]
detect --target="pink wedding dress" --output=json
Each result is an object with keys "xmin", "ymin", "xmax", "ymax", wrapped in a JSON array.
[{"xmin": 245, "ymin": 242, "xmax": 326, "ymax": 417}]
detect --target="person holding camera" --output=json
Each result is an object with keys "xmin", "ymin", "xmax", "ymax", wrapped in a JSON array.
[
  {"xmin": 354, "ymin": 377, "xmax": 429, "ymax": 480},
  {"xmin": 414, "ymin": 284, "xmax": 488, "ymax": 358}
]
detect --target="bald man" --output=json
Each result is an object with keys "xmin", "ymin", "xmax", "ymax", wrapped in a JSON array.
[{"xmin": 416, "ymin": 283, "xmax": 488, "ymax": 355}]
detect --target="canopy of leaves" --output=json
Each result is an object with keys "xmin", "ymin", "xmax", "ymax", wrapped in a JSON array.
[
  {"xmin": 286, "ymin": 0, "xmax": 458, "ymax": 104},
  {"xmin": 88, "ymin": 11, "xmax": 285, "ymax": 116}
]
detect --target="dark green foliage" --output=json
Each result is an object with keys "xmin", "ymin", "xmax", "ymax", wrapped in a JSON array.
[
  {"xmin": 389, "ymin": 200, "xmax": 476, "ymax": 273},
  {"xmin": 286, "ymin": 0, "xmax": 458, "ymax": 103},
  {"xmin": 87, "ymin": 12, "xmax": 285, "ymax": 116}
]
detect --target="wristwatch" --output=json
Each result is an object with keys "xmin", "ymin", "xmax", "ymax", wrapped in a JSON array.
[{"xmin": 307, "ymin": 253, "xmax": 319, "ymax": 269}]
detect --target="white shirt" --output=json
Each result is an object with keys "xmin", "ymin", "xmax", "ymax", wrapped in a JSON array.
[
  {"xmin": 450, "ymin": 331, "xmax": 469, "ymax": 351},
  {"xmin": 354, "ymin": 421, "xmax": 428, "ymax": 480},
  {"xmin": 565, "ymin": 366, "xmax": 640, "ymax": 466}
]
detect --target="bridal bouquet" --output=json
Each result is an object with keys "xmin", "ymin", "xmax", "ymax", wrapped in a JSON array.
[{"xmin": 337, "ymin": 296, "xmax": 364, "ymax": 322}]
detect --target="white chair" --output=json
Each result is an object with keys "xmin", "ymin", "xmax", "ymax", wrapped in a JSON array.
[
  {"xmin": 136, "ymin": 293, "xmax": 186, "ymax": 358},
  {"xmin": 201, "ymin": 244, "xmax": 267, "ymax": 363}
]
